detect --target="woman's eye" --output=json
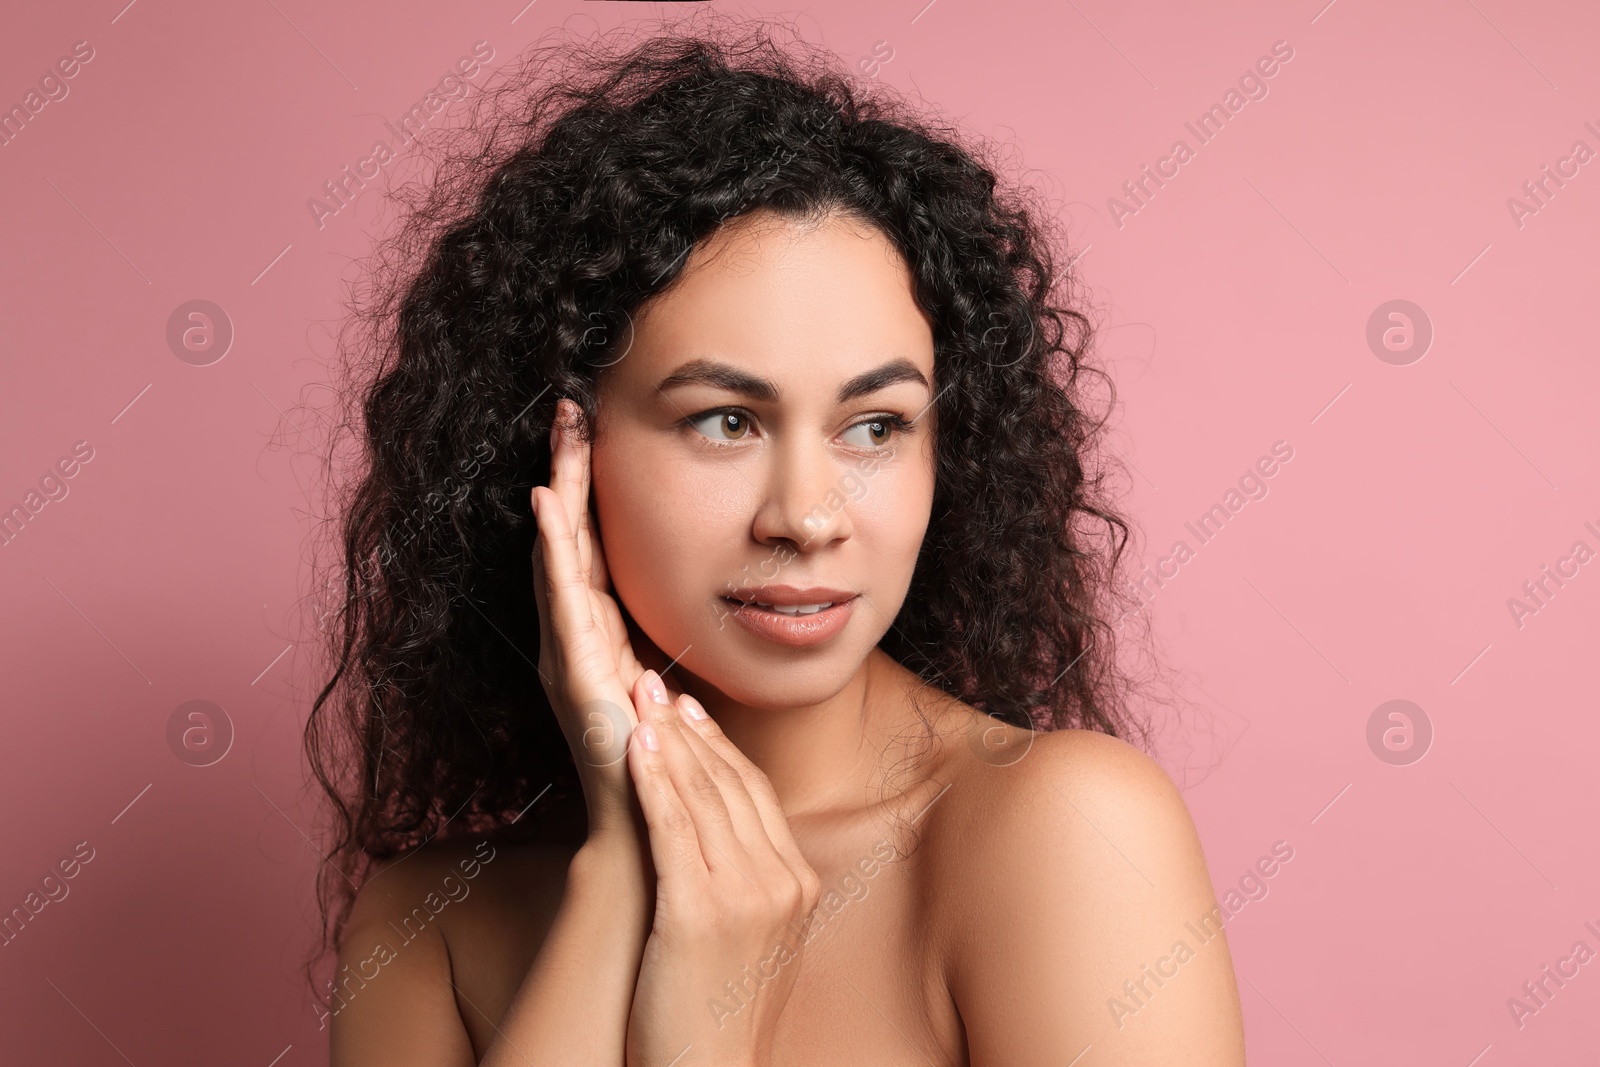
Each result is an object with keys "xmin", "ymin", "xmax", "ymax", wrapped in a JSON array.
[
  {"xmin": 689, "ymin": 410, "xmax": 752, "ymax": 443},
  {"xmin": 841, "ymin": 417, "xmax": 903, "ymax": 449},
  {"xmin": 687, "ymin": 410, "xmax": 909, "ymax": 448}
]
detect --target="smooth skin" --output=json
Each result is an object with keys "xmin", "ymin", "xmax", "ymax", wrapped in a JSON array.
[{"xmin": 328, "ymin": 209, "xmax": 1246, "ymax": 1066}]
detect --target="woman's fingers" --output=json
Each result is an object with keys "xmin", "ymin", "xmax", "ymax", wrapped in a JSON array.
[
  {"xmin": 551, "ymin": 397, "xmax": 608, "ymax": 597},
  {"xmin": 530, "ymin": 485, "xmax": 599, "ymax": 655},
  {"xmin": 627, "ymin": 717, "xmax": 708, "ymax": 887},
  {"xmin": 575, "ymin": 418, "xmax": 612, "ymax": 595},
  {"xmin": 528, "ymin": 490, "xmax": 567, "ymax": 696},
  {"xmin": 630, "ymin": 672, "xmax": 751, "ymax": 878},
  {"xmin": 533, "ymin": 481, "xmax": 642, "ymax": 769},
  {"xmin": 530, "ymin": 484, "xmax": 639, "ymax": 774},
  {"xmin": 673, "ymin": 700, "xmax": 815, "ymax": 885},
  {"xmin": 664, "ymin": 695, "xmax": 783, "ymax": 863},
  {"xmin": 549, "ymin": 400, "xmax": 583, "ymax": 540}
]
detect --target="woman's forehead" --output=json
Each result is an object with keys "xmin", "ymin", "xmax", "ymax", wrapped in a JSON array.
[{"xmin": 614, "ymin": 211, "xmax": 934, "ymax": 393}]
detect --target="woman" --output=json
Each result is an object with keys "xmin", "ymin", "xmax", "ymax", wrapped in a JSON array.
[{"xmin": 305, "ymin": 14, "xmax": 1246, "ymax": 1065}]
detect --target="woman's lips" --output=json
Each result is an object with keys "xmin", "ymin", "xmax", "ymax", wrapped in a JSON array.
[{"xmin": 720, "ymin": 595, "xmax": 857, "ymax": 647}]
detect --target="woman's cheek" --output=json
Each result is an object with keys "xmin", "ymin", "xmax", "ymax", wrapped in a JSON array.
[
  {"xmin": 594, "ymin": 445, "xmax": 744, "ymax": 638},
  {"xmin": 854, "ymin": 460, "xmax": 933, "ymax": 563},
  {"xmin": 590, "ymin": 438, "xmax": 667, "ymax": 613}
]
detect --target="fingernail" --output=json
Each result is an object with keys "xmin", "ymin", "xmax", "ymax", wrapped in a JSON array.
[
  {"xmin": 680, "ymin": 695, "xmax": 708, "ymax": 721},
  {"xmin": 636, "ymin": 722, "xmax": 658, "ymax": 752},
  {"xmin": 643, "ymin": 670, "xmax": 669, "ymax": 705}
]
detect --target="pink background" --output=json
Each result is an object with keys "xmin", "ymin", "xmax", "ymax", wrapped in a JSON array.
[{"xmin": 2, "ymin": 0, "xmax": 1596, "ymax": 1062}]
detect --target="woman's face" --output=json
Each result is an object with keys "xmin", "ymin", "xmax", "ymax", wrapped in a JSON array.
[{"xmin": 590, "ymin": 209, "xmax": 938, "ymax": 709}]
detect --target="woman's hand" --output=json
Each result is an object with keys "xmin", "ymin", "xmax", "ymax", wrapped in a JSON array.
[
  {"xmin": 623, "ymin": 688, "xmax": 822, "ymax": 1067},
  {"xmin": 530, "ymin": 397, "xmax": 682, "ymax": 836}
]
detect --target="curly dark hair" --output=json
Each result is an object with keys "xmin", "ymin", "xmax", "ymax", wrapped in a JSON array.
[{"xmin": 299, "ymin": 9, "xmax": 1156, "ymax": 997}]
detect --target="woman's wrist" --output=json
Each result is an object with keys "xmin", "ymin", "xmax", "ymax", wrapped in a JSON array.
[
  {"xmin": 577, "ymin": 775, "xmax": 641, "ymax": 840},
  {"xmin": 569, "ymin": 824, "xmax": 653, "ymax": 943},
  {"xmin": 574, "ymin": 811, "xmax": 650, "ymax": 882}
]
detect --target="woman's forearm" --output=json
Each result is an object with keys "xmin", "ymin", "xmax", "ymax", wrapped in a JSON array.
[{"xmin": 479, "ymin": 828, "xmax": 652, "ymax": 1066}]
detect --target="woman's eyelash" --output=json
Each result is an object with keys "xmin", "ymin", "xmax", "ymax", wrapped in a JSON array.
[
  {"xmin": 684, "ymin": 407, "xmax": 916, "ymax": 446},
  {"xmin": 860, "ymin": 414, "xmax": 917, "ymax": 437}
]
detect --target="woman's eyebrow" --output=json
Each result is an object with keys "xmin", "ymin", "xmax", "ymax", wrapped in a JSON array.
[{"xmin": 655, "ymin": 357, "xmax": 929, "ymax": 404}]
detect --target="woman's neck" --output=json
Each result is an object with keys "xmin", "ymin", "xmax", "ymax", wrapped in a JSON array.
[{"xmin": 679, "ymin": 648, "xmax": 948, "ymax": 822}]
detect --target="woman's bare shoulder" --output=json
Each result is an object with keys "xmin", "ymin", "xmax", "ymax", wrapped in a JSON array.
[
  {"xmin": 917, "ymin": 716, "xmax": 1188, "ymax": 937},
  {"xmin": 933, "ymin": 718, "xmax": 1173, "ymax": 823},
  {"xmin": 348, "ymin": 821, "xmax": 586, "ymax": 952},
  {"xmin": 921, "ymin": 722, "xmax": 1243, "ymax": 1060},
  {"xmin": 330, "ymin": 823, "xmax": 587, "ymax": 1062},
  {"xmin": 924, "ymin": 721, "xmax": 1190, "ymax": 886}
]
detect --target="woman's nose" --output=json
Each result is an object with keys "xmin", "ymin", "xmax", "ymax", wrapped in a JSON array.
[{"xmin": 750, "ymin": 434, "xmax": 854, "ymax": 551}]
